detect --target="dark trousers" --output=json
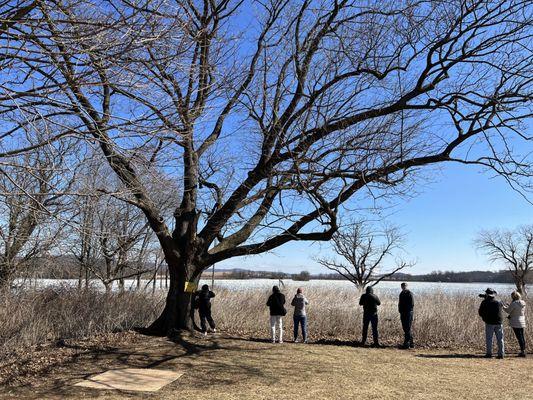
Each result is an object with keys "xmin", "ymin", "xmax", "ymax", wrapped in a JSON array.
[
  {"xmin": 199, "ymin": 309, "xmax": 216, "ymax": 333},
  {"xmin": 293, "ymin": 315, "xmax": 307, "ymax": 341},
  {"xmin": 400, "ymin": 311, "xmax": 413, "ymax": 346},
  {"xmin": 362, "ymin": 313, "xmax": 379, "ymax": 345},
  {"xmin": 512, "ymin": 327, "xmax": 526, "ymax": 352}
]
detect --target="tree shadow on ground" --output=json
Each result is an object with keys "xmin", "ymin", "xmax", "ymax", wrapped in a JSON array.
[
  {"xmin": 416, "ymin": 353, "xmax": 484, "ymax": 359},
  {"xmin": 313, "ymin": 338, "xmax": 396, "ymax": 349},
  {"xmin": 5, "ymin": 331, "xmax": 278, "ymax": 399}
]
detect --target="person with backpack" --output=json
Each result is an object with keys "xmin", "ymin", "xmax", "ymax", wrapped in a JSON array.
[
  {"xmin": 478, "ymin": 288, "xmax": 505, "ymax": 359},
  {"xmin": 398, "ymin": 282, "xmax": 414, "ymax": 349},
  {"xmin": 267, "ymin": 286, "xmax": 286, "ymax": 343},
  {"xmin": 503, "ymin": 291, "xmax": 526, "ymax": 357},
  {"xmin": 291, "ymin": 288, "xmax": 309, "ymax": 343},
  {"xmin": 359, "ymin": 285, "xmax": 381, "ymax": 347},
  {"xmin": 195, "ymin": 284, "xmax": 216, "ymax": 336}
]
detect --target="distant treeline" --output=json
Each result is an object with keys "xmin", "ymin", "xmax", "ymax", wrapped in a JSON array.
[
  {"xmin": 391, "ymin": 270, "xmax": 531, "ymax": 284},
  {"xmin": 208, "ymin": 268, "xmax": 530, "ymax": 284},
  {"xmin": 16, "ymin": 258, "xmax": 530, "ymax": 285}
]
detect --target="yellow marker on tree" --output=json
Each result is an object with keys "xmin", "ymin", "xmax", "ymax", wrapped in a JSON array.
[{"xmin": 184, "ymin": 281, "xmax": 197, "ymax": 293}]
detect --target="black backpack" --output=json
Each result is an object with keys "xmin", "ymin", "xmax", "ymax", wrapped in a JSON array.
[{"xmin": 192, "ymin": 293, "xmax": 200, "ymax": 310}]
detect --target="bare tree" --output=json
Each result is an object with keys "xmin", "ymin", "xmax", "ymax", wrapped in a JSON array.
[
  {"xmin": 0, "ymin": 0, "xmax": 531, "ymax": 333},
  {"xmin": 0, "ymin": 143, "xmax": 74, "ymax": 288},
  {"xmin": 476, "ymin": 225, "xmax": 533, "ymax": 296},
  {"xmin": 316, "ymin": 222, "xmax": 413, "ymax": 289},
  {"xmin": 64, "ymin": 154, "xmax": 172, "ymax": 292},
  {"xmin": 0, "ymin": 1, "xmax": 38, "ymax": 35}
]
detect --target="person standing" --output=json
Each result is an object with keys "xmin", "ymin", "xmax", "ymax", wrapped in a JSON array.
[
  {"xmin": 359, "ymin": 286, "xmax": 381, "ymax": 347},
  {"xmin": 478, "ymin": 288, "xmax": 505, "ymax": 359},
  {"xmin": 267, "ymin": 286, "xmax": 286, "ymax": 343},
  {"xmin": 291, "ymin": 288, "xmax": 309, "ymax": 343},
  {"xmin": 398, "ymin": 282, "xmax": 414, "ymax": 349},
  {"xmin": 195, "ymin": 284, "xmax": 216, "ymax": 336},
  {"xmin": 503, "ymin": 291, "xmax": 526, "ymax": 357}
]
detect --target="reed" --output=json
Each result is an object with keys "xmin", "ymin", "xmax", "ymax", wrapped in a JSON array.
[
  {"xmin": 0, "ymin": 285, "xmax": 530, "ymax": 357},
  {"xmin": 211, "ymin": 285, "xmax": 532, "ymax": 352}
]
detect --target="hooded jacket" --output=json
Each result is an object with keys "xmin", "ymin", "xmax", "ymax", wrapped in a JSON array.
[
  {"xmin": 503, "ymin": 300, "xmax": 526, "ymax": 328},
  {"xmin": 195, "ymin": 289, "xmax": 215, "ymax": 314},
  {"xmin": 267, "ymin": 288, "xmax": 286, "ymax": 316},
  {"xmin": 291, "ymin": 293, "xmax": 309, "ymax": 317},
  {"xmin": 359, "ymin": 286, "xmax": 381, "ymax": 315}
]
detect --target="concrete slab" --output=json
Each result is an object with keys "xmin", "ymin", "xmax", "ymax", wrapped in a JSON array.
[{"xmin": 74, "ymin": 368, "xmax": 184, "ymax": 392}]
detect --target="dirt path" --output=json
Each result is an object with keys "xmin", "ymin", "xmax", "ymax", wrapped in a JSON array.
[{"xmin": 1, "ymin": 332, "xmax": 532, "ymax": 400}]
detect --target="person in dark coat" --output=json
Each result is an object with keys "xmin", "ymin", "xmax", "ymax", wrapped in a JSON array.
[
  {"xmin": 267, "ymin": 286, "xmax": 286, "ymax": 343},
  {"xmin": 478, "ymin": 288, "xmax": 505, "ymax": 358},
  {"xmin": 359, "ymin": 286, "xmax": 381, "ymax": 347},
  {"xmin": 195, "ymin": 284, "xmax": 216, "ymax": 335},
  {"xmin": 398, "ymin": 282, "xmax": 414, "ymax": 349}
]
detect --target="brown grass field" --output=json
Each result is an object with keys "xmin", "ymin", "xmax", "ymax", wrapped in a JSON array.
[
  {"xmin": 1, "ymin": 331, "xmax": 532, "ymax": 400},
  {"xmin": 1, "ymin": 286, "xmax": 531, "ymax": 355}
]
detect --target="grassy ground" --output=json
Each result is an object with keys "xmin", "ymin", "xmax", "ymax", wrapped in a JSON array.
[{"xmin": 1, "ymin": 331, "xmax": 532, "ymax": 400}]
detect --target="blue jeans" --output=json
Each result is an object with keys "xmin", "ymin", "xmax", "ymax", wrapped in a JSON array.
[
  {"xmin": 485, "ymin": 324, "xmax": 504, "ymax": 357},
  {"xmin": 293, "ymin": 315, "xmax": 307, "ymax": 341},
  {"xmin": 362, "ymin": 313, "xmax": 379, "ymax": 345}
]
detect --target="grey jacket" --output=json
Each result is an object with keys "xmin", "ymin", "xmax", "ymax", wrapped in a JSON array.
[
  {"xmin": 503, "ymin": 300, "xmax": 526, "ymax": 328},
  {"xmin": 291, "ymin": 294, "xmax": 309, "ymax": 316}
]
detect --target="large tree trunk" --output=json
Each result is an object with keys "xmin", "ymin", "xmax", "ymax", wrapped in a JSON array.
[
  {"xmin": 0, "ymin": 260, "xmax": 15, "ymax": 290},
  {"xmin": 146, "ymin": 259, "xmax": 200, "ymax": 335}
]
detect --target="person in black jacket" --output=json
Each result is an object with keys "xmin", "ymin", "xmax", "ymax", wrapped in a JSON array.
[
  {"xmin": 398, "ymin": 282, "xmax": 414, "ymax": 349},
  {"xmin": 195, "ymin": 284, "xmax": 216, "ymax": 335},
  {"xmin": 478, "ymin": 288, "xmax": 505, "ymax": 359},
  {"xmin": 359, "ymin": 286, "xmax": 381, "ymax": 347},
  {"xmin": 267, "ymin": 286, "xmax": 286, "ymax": 343}
]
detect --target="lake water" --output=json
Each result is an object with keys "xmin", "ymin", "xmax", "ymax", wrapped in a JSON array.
[{"xmin": 13, "ymin": 278, "xmax": 518, "ymax": 296}]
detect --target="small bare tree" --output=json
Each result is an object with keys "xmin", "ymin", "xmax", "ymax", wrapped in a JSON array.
[
  {"xmin": 316, "ymin": 222, "xmax": 413, "ymax": 289},
  {"xmin": 62, "ymin": 150, "xmax": 178, "ymax": 291},
  {"xmin": 0, "ymin": 142, "xmax": 74, "ymax": 288},
  {"xmin": 476, "ymin": 225, "xmax": 532, "ymax": 296}
]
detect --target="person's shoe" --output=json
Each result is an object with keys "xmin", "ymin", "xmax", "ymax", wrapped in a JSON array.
[
  {"xmin": 399, "ymin": 344, "xmax": 409, "ymax": 350},
  {"xmin": 271, "ymin": 339, "xmax": 276, "ymax": 344},
  {"xmin": 279, "ymin": 339, "xmax": 283, "ymax": 344},
  {"xmin": 203, "ymin": 331, "xmax": 208, "ymax": 337},
  {"xmin": 212, "ymin": 328, "xmax": 217, "ymax": 333},
  {"xmin": 518, "ymin": 352, "xmax": 526, "ymax": 358},
  {"xmin": 303, "ymin": 340, "xmax": 308, "ymax": 344},
  {"xmin": 370, "ymin": 343, "xmax": 380, "ymax": 348},
  {"xmin": 483, "ymin": 354, "xmax": 492, "ymax": 358},
  {"xmin": 409, "ymin": 343, "xmax": 415, "ymax": 349},
  {"xmin": 294, "ymin": 338, "xmax": 300, "ymax": 343},
  {"xmin": 496, "ymin": 355, "xmax": 504, "ymax": 359}
]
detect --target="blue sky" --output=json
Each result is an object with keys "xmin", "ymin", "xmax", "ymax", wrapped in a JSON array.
[{"xmin": 218, "ymin": 162, "xmax": 532, "ymax": 274}]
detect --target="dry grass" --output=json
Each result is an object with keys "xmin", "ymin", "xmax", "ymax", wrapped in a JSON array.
[
  {"xmin": 0, "ymin": 286, "xmax": 161, "ymax": 357},
  {"xmin": 213, "ymin": 286, "xmax": 533, "ymax": 352},
  {"xmin": 0, "ymin": 284, "xmax": 531, "ymax": 361},
  {"xmin": 1, "ymin": 332, "xmax": 532, "ymax": 400}
]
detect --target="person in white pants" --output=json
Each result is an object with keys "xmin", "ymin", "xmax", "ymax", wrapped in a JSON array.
[
  {"xmin": 266, "ymin": 286, "xmax": 286, "ymax": 343},
  {"xmin": 270, "ymin": 315, "xmax": 283, "ymax": 343}
]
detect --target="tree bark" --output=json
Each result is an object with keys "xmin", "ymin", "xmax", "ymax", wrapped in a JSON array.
[
  {"xmin": 516, "ymin": 278, "xmax": 527, "ymax": 297},
  {"xmin": 0, "ymin": 260, "xmax": 15, "ymax": 290},
  {"xmin": 146, "ymin": 259, "xmax": 200, "ymax": 335}
]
